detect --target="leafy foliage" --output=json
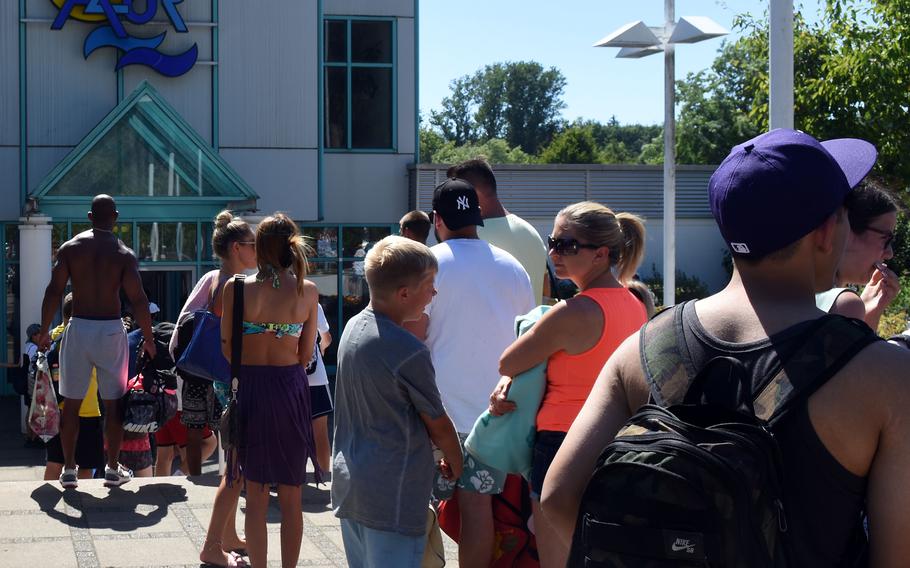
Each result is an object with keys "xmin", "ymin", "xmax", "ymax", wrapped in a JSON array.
[
  {"xmin": 430, "ymin": 138, "xmax": 535, "ymax": 165},
  {"xmin": 643, "ymin": 266, "xmax": 711, "ymax": 306}
]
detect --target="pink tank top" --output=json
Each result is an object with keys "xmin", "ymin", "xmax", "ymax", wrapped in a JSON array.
[{"xmin": 537, "ymin": 288, "xmax": 647, "ymax": 432}]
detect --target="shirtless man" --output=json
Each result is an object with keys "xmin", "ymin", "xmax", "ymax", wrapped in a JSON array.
[
  {"xmin": 37, "ymin": 195, "xmax": 156, "ymax": 489},
  {"xmin": 542, "ymin": 130, "xmax": 910, "ymax": 566}
]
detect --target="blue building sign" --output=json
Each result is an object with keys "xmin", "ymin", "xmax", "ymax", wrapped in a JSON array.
[{"xmin": 51, "ymin": 0, "xmax": 198, "ymax": 77}]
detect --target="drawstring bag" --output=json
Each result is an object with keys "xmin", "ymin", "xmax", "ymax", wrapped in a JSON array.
[
  {"xmin": 28, "ymin": 352, "xmax": 60, "ymax": 442},
  {"xmin": 121, "ymin": 349, "xmax": 178, "ymax": 433}
]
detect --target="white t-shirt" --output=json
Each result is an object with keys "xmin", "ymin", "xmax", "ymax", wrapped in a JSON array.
[
  {"xmin": 306, "ymin": 304, "xmax": 331, "ymax": 387},
  {"xmin": 425, "ymin": 239, "xmax": 535, "ymax": 433},
  {"xmin": 478, "ymin": 214, "xmax": 548, "ymax": 304}
]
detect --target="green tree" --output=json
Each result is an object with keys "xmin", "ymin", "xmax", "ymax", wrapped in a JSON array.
[
  {"xmin": 539, "ymin": 125, "xmax": 603, "ymax": 164},
  {"xmin": 430, "ymin": 138, "xmax": 535, "ymax": 165},
  {"xmin": 429, "ymin": 76, "xmax": 476, "ymax": 145},
  {"xmin": 419, "ymin": 126, "xmax": 446, "ymax": 164},
  {"xmin": 675, "ymin": 2, "xmax": 910, "ymax": 189},
  {"xmin": 432, "ymin": 61, "xmax": 567, "ymax": 155}
]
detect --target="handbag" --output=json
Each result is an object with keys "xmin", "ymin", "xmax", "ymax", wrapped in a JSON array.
[
  {"xmin": 27, "ymin": 352, "xmax": 60, "ymax": 442},
  {"xmin": 219, "ymin": 276, "xmax": 245, "ymax": 451},
  {"xmin": 122, "ymin": 348, "xmax": 178, "ymax": 433},
  {"xmin": 176, "ymin": 275, "xmax": 231, "ymax": 383}
]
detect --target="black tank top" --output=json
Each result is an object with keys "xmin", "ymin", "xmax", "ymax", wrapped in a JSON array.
[{"xmin": 680, "ymin": 303, "xmax": 867, "ymax": 566}]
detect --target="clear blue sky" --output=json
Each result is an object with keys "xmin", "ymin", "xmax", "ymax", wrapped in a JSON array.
[{"xmin": 419, "ymin": 1, "xmax": 825, "ymax": 127}]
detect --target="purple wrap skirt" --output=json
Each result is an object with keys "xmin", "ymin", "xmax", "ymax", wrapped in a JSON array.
[{"xmin": 233, "ymin": 364, "xmax": 320, "ymax": 486}]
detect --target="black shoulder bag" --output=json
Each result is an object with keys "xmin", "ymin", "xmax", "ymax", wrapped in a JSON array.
[{"xmin": 218, "ymin": 276, "xmax": 244, "ymax": 451}]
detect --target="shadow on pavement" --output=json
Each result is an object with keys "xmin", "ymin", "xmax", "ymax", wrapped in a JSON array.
[{"xmin": 30, "ymin": 481, "xmax": 188, "ymax": 531}]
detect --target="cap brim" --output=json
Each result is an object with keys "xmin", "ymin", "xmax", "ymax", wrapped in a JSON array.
[{"xmin": 821, "ymin": 138, "xmax": 877, "ymax": 188}]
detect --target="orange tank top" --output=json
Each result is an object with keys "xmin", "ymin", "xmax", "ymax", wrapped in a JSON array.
[{"xmin": 537, "ymin": 288, "xmax": 647, "ymax": 432}]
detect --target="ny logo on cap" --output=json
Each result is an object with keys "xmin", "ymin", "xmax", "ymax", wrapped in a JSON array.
[
  {"xmin": 731, "ymin": 242, "xmax": 750, "ymax": 254},
  {"xmin": 456, "ymin": 196, "xmax": 470, "ymax": 210}
]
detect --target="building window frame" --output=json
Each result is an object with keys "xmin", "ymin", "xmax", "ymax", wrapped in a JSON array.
[{"xmin": 323, "ymin": 16, "xmax": 398, "ymax": 153}]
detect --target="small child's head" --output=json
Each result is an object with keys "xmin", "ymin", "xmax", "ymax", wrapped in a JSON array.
[
  {"xmin": 61, "ymin": 293, "xmax": 74, "ymax": 324},
  {"xmin": 399, "ymin": 210, "xmax": 431, "ymax": 244},
  {"xmin": 365, "ymin": 236, "xmax": 438, "ymax": 321},
  {"xmin": 26, "ymin": 323, "xmax": 41, "ymax": 343}
]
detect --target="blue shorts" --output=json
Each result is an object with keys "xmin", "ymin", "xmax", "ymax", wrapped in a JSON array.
[
  {"xmin": 530, "ymin": 430, "xmax": 567, "ymax": 499},
  {"xmin": 340, "ymin": 518, "xmax": 426, "ymax": 568}
]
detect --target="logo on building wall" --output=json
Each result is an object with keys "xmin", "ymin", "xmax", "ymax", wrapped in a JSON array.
[{"xmin": 50, "ymin": 0, "xmax": 198, "ymax": 77}]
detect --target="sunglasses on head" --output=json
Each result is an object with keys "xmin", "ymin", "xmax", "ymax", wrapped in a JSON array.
[{"xmin": 547, "ymin": 236, "xmax": 602, "ymax": 256}]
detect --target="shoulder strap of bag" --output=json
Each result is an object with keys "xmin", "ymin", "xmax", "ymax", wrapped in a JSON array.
[
  {"xmin": 640, "ymin": 301, "xmax": 695, "ymax": 406},
  {"xmin": 641, "ymin": 304, "xmax": 879, "ymax": 425},
  {"xmin": 231, "ymin": 276, "xmax": 244, "ymax": 381},
  {"xmin": 756, "ymin": 315, "xmax": 878, "ymax": 426}
]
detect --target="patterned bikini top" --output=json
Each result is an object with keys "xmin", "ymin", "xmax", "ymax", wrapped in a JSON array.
[{"xmin": 241, "ymin": 321, "xmax": 304, "ymax": 338}]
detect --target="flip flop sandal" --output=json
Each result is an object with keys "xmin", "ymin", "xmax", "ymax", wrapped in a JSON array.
[
  {"xmin": 230, "ymin": 548, "xmax": 248, "ymax": 557},
  {"xmin": 200, "ymin": 552, "xmax": 248, "ymax": 568}
]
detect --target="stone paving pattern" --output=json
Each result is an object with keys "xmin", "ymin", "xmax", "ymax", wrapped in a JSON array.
[{"xmin": 0, "ymin": 398, "xmax": 460, "ymax": 567}]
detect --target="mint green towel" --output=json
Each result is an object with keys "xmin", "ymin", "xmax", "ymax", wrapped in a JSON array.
[{"xmin": 464, "ymin": 305, "xmax": 549, "ymax": 480}]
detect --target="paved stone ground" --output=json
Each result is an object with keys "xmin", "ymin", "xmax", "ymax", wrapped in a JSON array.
[{"xmin": 0, "ymin": 397, "xmax": 460, "ymax": 567}]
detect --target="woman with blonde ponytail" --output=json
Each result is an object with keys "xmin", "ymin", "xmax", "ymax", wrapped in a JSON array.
[
  {"xmin": 488, "ymin": 201, "xmax": 648, "ymax": 568},
  {"xmin": 220, "ymin": 213, "xmax": 321, "ymax": 568}
]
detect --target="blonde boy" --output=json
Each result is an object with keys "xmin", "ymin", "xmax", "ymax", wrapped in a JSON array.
[{"xmin": 332, "ymin": 236, "xmax": 462, "ymax": 567}]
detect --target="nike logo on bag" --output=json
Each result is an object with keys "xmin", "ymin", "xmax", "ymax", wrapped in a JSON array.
[{"xmin": 671, "ymin": 538, "xmax": 695, "ymax": 553}]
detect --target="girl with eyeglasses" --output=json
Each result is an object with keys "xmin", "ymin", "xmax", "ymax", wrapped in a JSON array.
[
  {"xmin": 488, "ymin": 201, "xmax": 649, "ymax": 568},
  {"xmin": 170, "ymin": 210, "xmax": 257, "ymax": 568},
  {"xmin": 817, "ymin": 179, "xmax": 901, "ymax": 330}
]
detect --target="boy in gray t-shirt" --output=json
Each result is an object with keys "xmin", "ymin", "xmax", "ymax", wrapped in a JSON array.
[{"xmin": 332, "ymin": 236, "xmax": 463, "ymax": 568}]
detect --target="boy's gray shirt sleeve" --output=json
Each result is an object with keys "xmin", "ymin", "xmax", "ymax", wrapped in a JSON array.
[{"xmin": 396, "ymin": 347, "xmax": 446, "ymax": 420}]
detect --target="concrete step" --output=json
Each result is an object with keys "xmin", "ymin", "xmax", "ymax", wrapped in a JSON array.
[{"xmin": 0, "ymin": 476, "xmax": 347, "ymax": 567}]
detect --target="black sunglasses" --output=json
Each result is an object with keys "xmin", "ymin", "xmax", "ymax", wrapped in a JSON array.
[
  {"xmin": 865, "ymin": 227, "xmax": 895, "ymax": 250},
  {"xmin": 547, "ymin": 236, "xmax": 602, "ymax": 256}
]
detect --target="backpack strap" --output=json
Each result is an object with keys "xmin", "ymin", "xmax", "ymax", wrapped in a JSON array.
[
  {"xmin": 640, "ymin": 301, "xmax": 698, "ymax": 406},
  {"xmin": 755, "ymin": 315, "xmax": 879, "ymax": 426},
  {"xmin": 641, "ymin": 305, "xmax": 880, "ymax": 425}
]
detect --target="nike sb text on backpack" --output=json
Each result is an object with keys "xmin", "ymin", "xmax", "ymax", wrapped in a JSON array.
[{"xmin": 568, "ymin": 302, "xmax": 878, "ymax": 568}]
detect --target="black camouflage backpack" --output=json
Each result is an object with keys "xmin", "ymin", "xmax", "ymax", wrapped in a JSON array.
[{"xmin": 568, "ymin": 302, "xmax": 878, "ymax": 568}]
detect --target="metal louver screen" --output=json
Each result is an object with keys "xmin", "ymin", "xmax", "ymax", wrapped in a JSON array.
[{"xmin": 413, "ymin": 165, "xmax": 715, "ymax": 219}]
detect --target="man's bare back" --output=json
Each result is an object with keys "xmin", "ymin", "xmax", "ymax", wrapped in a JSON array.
[{"xmin": 59, "ymin": 230, "xmax": 135, "ymax": 319}]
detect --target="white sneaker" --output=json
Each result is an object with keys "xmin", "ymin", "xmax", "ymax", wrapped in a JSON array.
[
  {"xmin": 103, "ymin": 463, "xmax": 133, "ymax": 487},
  {"xmin": 59, "ymin": 467, "xmax": 78, "ymax": 489}
]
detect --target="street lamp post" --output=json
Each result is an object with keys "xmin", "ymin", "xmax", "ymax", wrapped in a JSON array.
[{"xmin": 595, "ymin": 1, "xmax": 727, "ymax": 307}]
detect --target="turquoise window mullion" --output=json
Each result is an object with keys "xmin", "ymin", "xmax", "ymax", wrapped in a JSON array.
[{"xmin": 346, "ymin": 20, "xmax": 352, "ymax": 150}]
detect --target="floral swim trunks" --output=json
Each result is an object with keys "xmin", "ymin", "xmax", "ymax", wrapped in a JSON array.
[{"xmin": 433, "ymin": 433, "xmax": 506, "ymax": 500}]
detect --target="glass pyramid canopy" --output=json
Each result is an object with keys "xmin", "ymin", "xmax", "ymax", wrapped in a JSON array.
[{"xmin": 32, "ymin": 81, "xmax": 257, "ymax": 218}]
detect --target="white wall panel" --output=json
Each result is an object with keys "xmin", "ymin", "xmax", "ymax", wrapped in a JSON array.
[
  {"xmin": 28, "ymin": 147, "xmax": 71, "ymax": 194},
  {"xmin": 325, "ymin": 0, "xmax": 414, "ymax": 17},
  {"xmin": 1, "ymin": 2, "xmax": 19, "ymax": 147},
  {"xmin": 124, "ymin": 64, "xmax": 214, "ymax": 144},
  {"xmin": 323, "ymin": 154, "xmax": 410, "ymax": 223},
  {"xmin": 220, "ymin": 148, "xmax": 318, "ymax": 221},
  {"xmin": 26, "ymin": 25, "xmax": 116, "ymax": 146},
  {"xmin": 0, "ymin": 149, "xmax": 21, "ymax": 219},
  {"xmin": 219, "ymin": 0, "xmax": 317, "ymax": 149},
  {"xmin": 396, "ymin": 18, "xmax": 416, "ymax": 155}
]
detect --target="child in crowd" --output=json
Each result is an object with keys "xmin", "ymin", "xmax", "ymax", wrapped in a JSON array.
[
  {"xmin": 332, "ymin": 236, "xmax": 463, "ymax": 568},
  {"xmin": 43, "ymin": 294, "xmax": 104, "ymax": 481}
]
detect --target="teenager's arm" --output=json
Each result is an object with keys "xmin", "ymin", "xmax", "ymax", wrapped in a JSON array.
[
  {"xmin": 420, "ymin": 412, "xmax": 463, "ymax": 481},
  {"xmin": 402, "ymin": 313, "xmax": 429, "ymax": 342},
  {"xmin": 540, "ymin": 334, "xmax": 648, "ymax": 546},
  {"xmin": 297, "ymin": 283, "xmax": 319, "ymax": 367},
  {"xmin": 865, "ymin": 347, "xmax": 910, "ymax": 566}
]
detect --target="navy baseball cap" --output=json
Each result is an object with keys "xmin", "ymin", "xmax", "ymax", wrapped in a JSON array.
[
  {"xmin": 432, "ymin": 178, "xmax": 484, "ymax": 230},
  {"xmin": 708, "ymin": 129, "xmax": 877, "ymax": 257}
]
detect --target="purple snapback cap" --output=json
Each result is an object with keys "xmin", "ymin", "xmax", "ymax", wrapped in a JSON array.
[{"xmin": 708, "ymin": 129, "xmax": 877, "ymax": 257}]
